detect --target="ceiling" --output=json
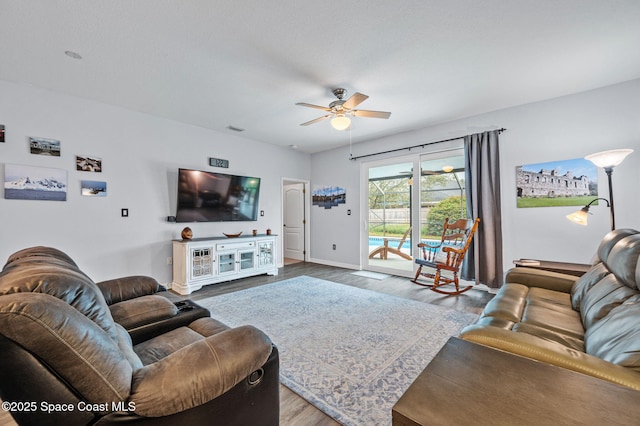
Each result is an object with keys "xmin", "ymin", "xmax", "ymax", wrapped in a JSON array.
[{"xmin": 1, "ymin": 1, "xmax": 639, "ymax": 154}]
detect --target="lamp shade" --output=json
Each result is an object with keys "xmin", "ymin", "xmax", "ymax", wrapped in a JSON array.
[
  {"xmin": 331, "ymin": 114, "xmax": 351, "ymax": 131},
  {"xmin": 585, "ymin": 149, "xmax": 633, "ymax": 168},
  {"xmin": 566, "ymin": 208, "xmax": 589, "ymax": 226}
]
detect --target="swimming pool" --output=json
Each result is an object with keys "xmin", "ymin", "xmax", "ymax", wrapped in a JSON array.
[
  {"xmin": 368, "ymin": 236, "xmax": 412, "ymax": 249},
  {"xmin": 368, "ymin": 236, "xmax": 442, "ymax": 249}
]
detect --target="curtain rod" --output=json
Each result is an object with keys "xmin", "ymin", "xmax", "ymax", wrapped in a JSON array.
[{"xmin": 348, "ymin": 128, "xmax": 506, "ymax": 161}]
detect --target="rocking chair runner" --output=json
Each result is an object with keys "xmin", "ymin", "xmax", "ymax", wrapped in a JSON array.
[
  {"xmin": 412, "ymin": 218, "xmax": 480, "ymax": 295},
  {"xmin": 368, "ymin": 227, "xmax": 412, "ymax": 261}
]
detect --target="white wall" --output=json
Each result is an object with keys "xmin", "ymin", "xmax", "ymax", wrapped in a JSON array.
[
  {"xmin": 0, "ymin": 80, "xmax": 311, "ymax": 284},
  {"xmin": 310, "ymin": 79, "xmax": 640, "ymax": 274}
]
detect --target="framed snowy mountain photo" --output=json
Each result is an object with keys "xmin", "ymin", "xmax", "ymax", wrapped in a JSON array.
[{"xmin": 4, "ymin": 164, "xmax": 67, "ymax": 201}]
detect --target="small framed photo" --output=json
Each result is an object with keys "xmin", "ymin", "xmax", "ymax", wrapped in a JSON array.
[
  {"xmin": 76, "ymin": 155, "xmax": 102, "ymax": 172},
  {"xmin": 29, "ymin": 137, "xmax": 61, "ymax": 156},
  {"xmin": 81, "ymin": 180, "xmax": 107, "ymax": 197}
]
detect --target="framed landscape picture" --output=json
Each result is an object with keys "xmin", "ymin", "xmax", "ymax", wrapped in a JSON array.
[
  {"xmin": 29, "ymin": 137, "xmax": 61, "ymax": 156},
  {"xmin": 312, "ymin": 185, "xmax": 346, "ymax": 209},
  {"xmin": 516, "ymin": 157, "xmax": 598, "ymax": 208},
  {"xmin": 4, "ymin": 164, "xmax": 67, "ymax": 201},
  {"xmin": 81, "ymin": 180, "xmax": 107, "ymax": 197},
  {"xmin": 76, "ymin": 155, "xmax": 102, "ymax": 172}
]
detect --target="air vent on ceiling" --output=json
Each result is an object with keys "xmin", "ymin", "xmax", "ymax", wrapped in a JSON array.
[{"xmin": 227, "ymin": 125, "xmax": 245, "ymax": 132}]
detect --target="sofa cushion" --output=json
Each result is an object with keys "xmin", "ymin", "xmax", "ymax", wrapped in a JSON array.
[
  {"xmin": 133, "ymin": 317, "xmax": 231, "ymax": 365},
  {"xmin": 596, "ymin": 228, "xmax": 639, "ymax": 265},
  {"xmin": 0, "ymin": 263, "xmax": 119, "ymax": 342},
  {"xmin": 3, "ymin": 246, "xmax": 79, "ymax": 270},
  {"xmin": 110, "ymin": 295, "xmax": 179, "ymax": 329},
  {"xmin": 521, "ymin": 289, "xmax": 584, "ymax": 340},
  {"xmin": 0, "ymin": 293, "xmax": 133, "ymax": 403},
  {"xmin": 585, "ymin": 294, "xmax": 640, "ymax": 370},
  {"xmin": 134, "ymin": 327, "xmax": 204, "ymax": 365},
  {"xmin": 605, "ymin": 233, "xmax": 640, "ymax": 290},
  {"xmin": 579, "ymin": 274, "xmax": 637, "ymax": 329},
  {"xmin": 115, "ymin": 323, "xmax": 144, "ymax": 370},
  {"xmin": 188, "ymin": 316, "xmax": 231, "ymax": 337},
  {"xmin": 513, "ymin": 322, "xmax": 585, "ymax": 352},
  {"xmin": 479, "ymin": 283, "xmax": 528, "ymax": 323},
  {"xmin": 571, "ymin": 262, "xmax": 610, "ymax": 310}
]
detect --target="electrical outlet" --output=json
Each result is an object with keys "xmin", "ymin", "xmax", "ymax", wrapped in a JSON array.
[
  {"xmin": 332, "ymin": 244, "xmax": 336, "ymax": 250},
  {"xmin": 166, "ymin": 257, "xmax": 173, "ymax": 265}
]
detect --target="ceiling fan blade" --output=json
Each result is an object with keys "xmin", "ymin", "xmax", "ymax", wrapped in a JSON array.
[
  {"xmin": 296, "ymin": 102, "xmax": 331, "ymax": 111},
  {"xmin": 343, "ymin": 92, "xmax": 369, "ymax": 109},
  {"xmin": 352, "ymin": 109, "xmax": 392, "ymax": 119},
  {"xmin": 300, "ymin": 115, "xmax": 331, "ymax": 126}
]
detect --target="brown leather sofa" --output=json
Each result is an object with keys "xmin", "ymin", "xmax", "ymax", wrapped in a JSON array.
[
  {"xmin": 460, "ymin": 228, "xmax": 640, "ymax": 390},
  {"xmin": 95, "ymin": 273, "xmax": 210, "ymax": 344},
  {"xmin": 0, "ymin": 246, "xmax": 279, "ymax": 425}
]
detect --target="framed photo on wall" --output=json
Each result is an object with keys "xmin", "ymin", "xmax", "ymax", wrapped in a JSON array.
[
  {"xmin": 4, "ymin": 164, "xmax": 67, "ymax": 201},
  {"xmin": 76, "ymin": 155, "xmax": 102, "ymax": 172},
  {"xmin": 29, "ymin": 137, "xmax": 61, "ymax": 156},
  {"xmin": 516, "ymin": 157, "xmax": 598, "ymax": 208},
  {"xmin": 81, "ymin": 180, "xmax": 107, "ymax": 197}
]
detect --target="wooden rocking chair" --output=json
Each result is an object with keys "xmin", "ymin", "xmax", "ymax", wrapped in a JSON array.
[
  {"xmin": 368, "ymin": 227, "xmax": 412, "ymax": 261},
  {"xmin": 411, "ymin": 218, "xmax": 480, "ymax": 295}
]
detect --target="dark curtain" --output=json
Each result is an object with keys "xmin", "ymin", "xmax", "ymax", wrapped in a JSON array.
[{"xmin": 462, "ymin": 130, "xmax": 504, "ymax": 288}]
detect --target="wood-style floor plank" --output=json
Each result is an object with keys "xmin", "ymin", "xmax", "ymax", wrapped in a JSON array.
[{"xmin": 0, "ymin": 262, "xmax": 492, "ymax": 426}]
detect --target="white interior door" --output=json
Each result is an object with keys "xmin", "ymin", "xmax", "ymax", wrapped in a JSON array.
[{"xmin": 284, "ymin": 183, "xmax": 305, "ymax": 260}]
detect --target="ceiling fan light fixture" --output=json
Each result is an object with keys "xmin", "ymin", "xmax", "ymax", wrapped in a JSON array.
[{"xmin": 331, "ymin": 114, "xmax": 351, "ymax": 131}]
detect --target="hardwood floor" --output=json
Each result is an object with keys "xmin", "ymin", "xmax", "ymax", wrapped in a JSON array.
[{"xmin": 0, "ymin": 262, "xmax": 493, "ymax": 426}]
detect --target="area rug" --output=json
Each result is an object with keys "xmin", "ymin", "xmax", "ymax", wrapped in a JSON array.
[{"xmin": 197, "ymin": 276, "xmax": 478, "ymax": 425}]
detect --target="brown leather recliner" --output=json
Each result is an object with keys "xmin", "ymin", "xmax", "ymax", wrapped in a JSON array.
[{"xmin": 0, "ymin": 247, "xmax": 279, "ymax": 425}]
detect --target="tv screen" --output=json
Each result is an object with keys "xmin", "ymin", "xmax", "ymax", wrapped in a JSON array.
[{"xmin": 175, "ymin": 168, "xmax": 261, "ymax": 222}]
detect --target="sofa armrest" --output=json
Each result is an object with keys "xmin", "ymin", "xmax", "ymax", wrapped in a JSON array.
[
  {"xmin": 129, "ymin": 325, "xmax": 273, "ymax": 417},
  {"xmin": 505, "ymin": 267, "xmax": 579, "ymax": 293},
  {"xmin": 96, "ymin": 276, "xmax": 161, "ymax": 305},
  {"xmin": 460, "ymin": 325, "xmax": 640, "ymax": 390}
]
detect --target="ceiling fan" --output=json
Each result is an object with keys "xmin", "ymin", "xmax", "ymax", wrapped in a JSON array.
[{"xmin": 296, "ymin": 88, "xmax": 391, "ymax": 130}]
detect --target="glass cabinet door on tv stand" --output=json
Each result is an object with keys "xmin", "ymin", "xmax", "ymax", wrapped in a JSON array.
[
  {"xmin": 218, "ymin": 249, "xmax": 255, "ymax": 275},
  {"xmin": 217, "ymin": 251, "xmax": 236, "ymax": 275},
  {"xmin": 258, "ymin": 240, "xmax": 275, "ymax": 268},
  {"xmin": 239, "ymin": 249, "xmax": 255, "ymax": 271},
  {"xmin": 191, "ymin": 247, "xmax": 214, "ymax": 280}
]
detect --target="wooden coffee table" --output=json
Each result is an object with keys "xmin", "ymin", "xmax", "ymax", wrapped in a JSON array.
[{"xmin": 392, "ymin": 337, "xmax": 640, "ymax": 425}]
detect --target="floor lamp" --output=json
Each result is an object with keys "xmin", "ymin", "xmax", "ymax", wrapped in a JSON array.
[{"xmin": 566, "ymin": 148, "xmax": 633, "ymax": 231}]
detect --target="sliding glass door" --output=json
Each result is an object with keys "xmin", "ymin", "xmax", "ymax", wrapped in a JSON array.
[
  {"xmin": 418, "ymin": 149, "xmax": 467, "ymax": 245},
  {"xmin": 363, "ymin": 157, "xmax": 418, "ymax": 276},
  {"xmin": 362, "ymin": 145, "xmax": 465, "ymax": 277}
]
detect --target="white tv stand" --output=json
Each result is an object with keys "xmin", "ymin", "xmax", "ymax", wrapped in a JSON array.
[{"xmin": 171, "ymin": 234, "xmax": 278, "ymax": 295}]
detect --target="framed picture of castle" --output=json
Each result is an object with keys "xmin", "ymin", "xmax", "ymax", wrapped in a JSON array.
[{"xmin": 516, "ymin": 157, "xmax": 598, "ymax": 208}]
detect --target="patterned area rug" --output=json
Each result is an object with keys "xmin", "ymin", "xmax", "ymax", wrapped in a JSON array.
[{"xmin": 197, "ymin": 276, "xmax": 478, "ymax": 425}]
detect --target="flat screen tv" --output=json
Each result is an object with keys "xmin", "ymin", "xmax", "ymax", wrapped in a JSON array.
[{"xmin": 175, "ymin": 168, "xmax": 261, "ymax": 222}]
